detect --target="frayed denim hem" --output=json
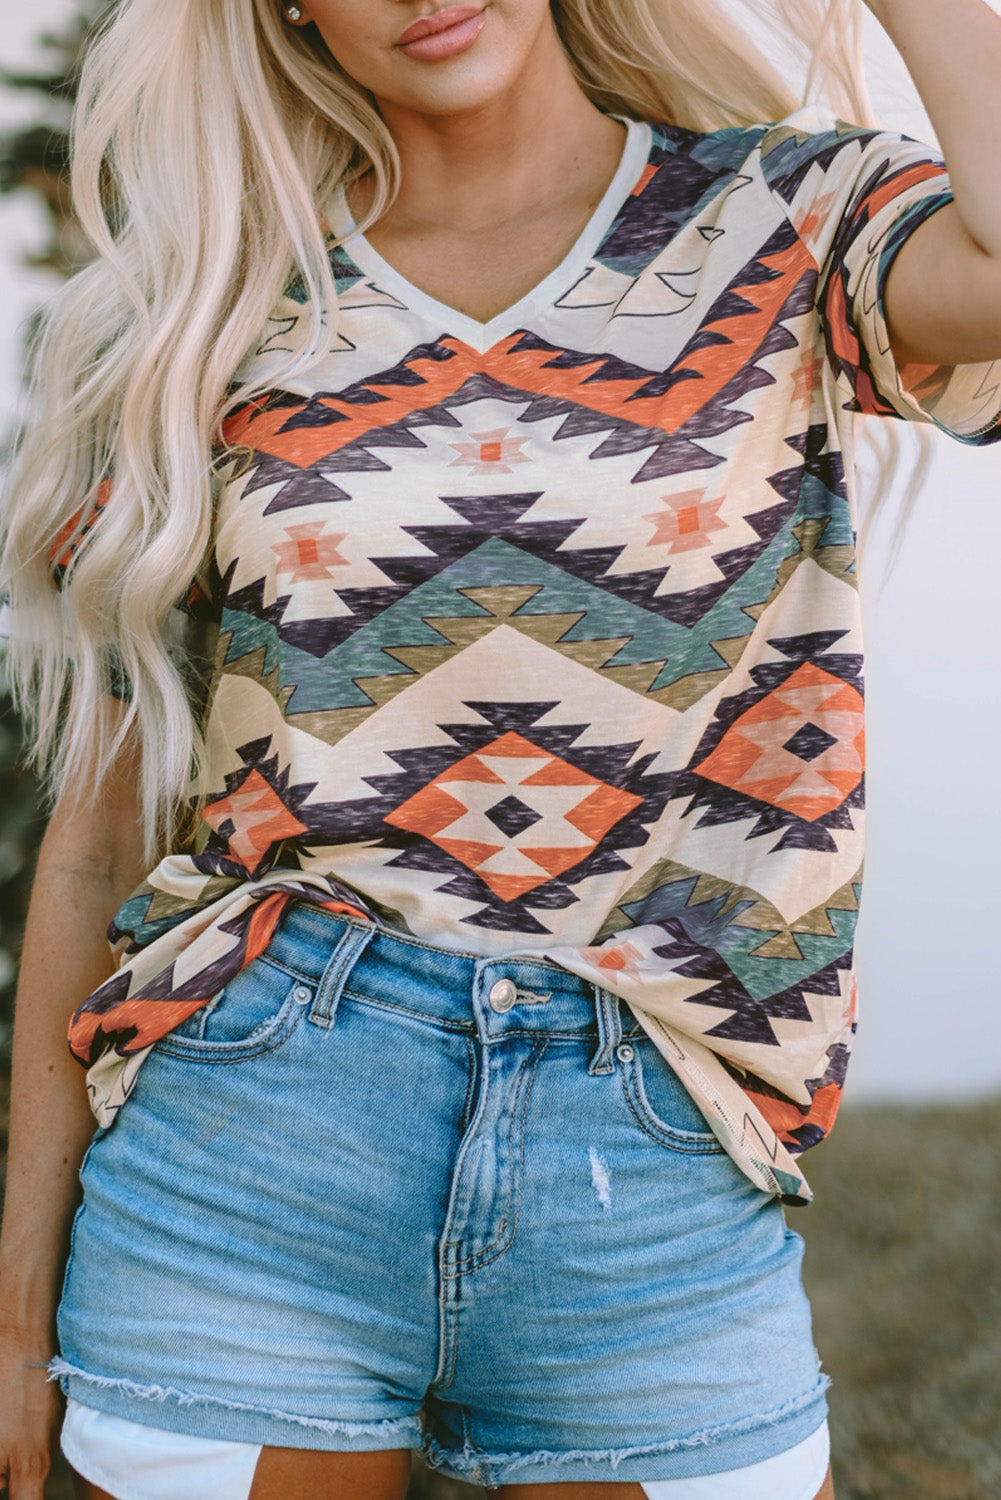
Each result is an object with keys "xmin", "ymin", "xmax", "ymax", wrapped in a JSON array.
[
  {"xmin": 421, "ymin": 1373, "xmax": 832, "ymax": 1489},
  {"xmin": 48, "ymin": 1359, "xmax": 422, "ymax": 1448}
]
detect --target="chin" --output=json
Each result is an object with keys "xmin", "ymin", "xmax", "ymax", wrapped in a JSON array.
[{"xmin": 382, "ymin": 54, "xmax": 528, "ymax": 118}]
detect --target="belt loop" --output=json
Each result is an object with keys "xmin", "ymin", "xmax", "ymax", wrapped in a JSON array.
[
  {"xmin": 587, "ymin": 987, "xmax": 623, "ymax": 1075},
  {"xmin": 309, "ymin": 922, "xmax": 376, "ymax": 1030}
]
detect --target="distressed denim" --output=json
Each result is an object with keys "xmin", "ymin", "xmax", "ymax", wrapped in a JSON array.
[{"xmin": 54, "ymin": 904, "xmax": 829, "ymax": 1487}]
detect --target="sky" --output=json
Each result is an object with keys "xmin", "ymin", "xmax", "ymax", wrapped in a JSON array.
[{"xmin": 1, "ymin": 0, "xmax": 999, "ymax": 1101}]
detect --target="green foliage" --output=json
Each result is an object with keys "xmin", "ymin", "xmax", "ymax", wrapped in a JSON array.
[
  {"xmin": 0, "ymin": 9, "xmax": 110, "ymax": 1068},
  {"xmin": 0, "ymin": 8, "xmax": 101, "ymax": 274}
]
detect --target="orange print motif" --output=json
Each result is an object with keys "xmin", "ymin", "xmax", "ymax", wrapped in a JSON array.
[
  {"xmin": 272, "ymin": 521, "xmax": 349, "ymax": 583},
  {"xmin": 646, "ymin": 489, "xmax": 728, "ymax": 553},
  {"xmin": 385, "ymin": 732, "xmax": 642, "ymax": 902},
  {"xmin": 747, "ymin": 1080, "xmax": 845, "ymax": 1147},
  {"xmin": 630, "ymin": 162, "xmax": 660, "ymax": 197},
  {"xmin": 866, "ymin": 160, "xmax": 946, "ymax": 218},
  {"xmin": 792, "ymin": 187, "xmax": 841, "ymax": 245},
  {"xmin": 66, "ymin": 117, "xmax": 998, "ymax": 1206},
  {"xmin": 221, "ymin": 239, "xmax": 816, "ymax": 473},
  {"xmin": 790, "ymin": 350, "xmax": 825, "ymax": 411},
  {"xmin": 49, "ymin": 477, "xmax": 113, "ymax": 580},
  {"xmin": 448, "ymin": 426, "xmax": 531, "ymax": 475},
  {"xmin": 201, "ymin": 771, "xmax": 310, "ymax": 875},
  {"xmin": 577, "ymin": 940, "xmax": 646, "ymax": 978},
  {"xmin": 696, "ymin": 663, "xmax": 865, "ymax": 822}
]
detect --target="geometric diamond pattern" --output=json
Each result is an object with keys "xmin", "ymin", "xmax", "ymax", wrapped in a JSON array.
[
  {"xmin": 783, "ymin": 722, "xmax": 838, "ymax": 761},
  {"xmin": 200, "ymin": 767, "xmax": 309, "ymax": 877},
  {"xmin": 694, "ymin": 661, "xmax": 864, "ymax": 822},
  {"xmin": 70, "ymin": 112, "xmax": 1001, "ymax": 1210},
  {"xmin": 484, "ymin": 794, "xmax": 542, "ymax": 837},
  {"xmin": 384, "ymin": 730, "xmax": 643, "ymax": 902}
]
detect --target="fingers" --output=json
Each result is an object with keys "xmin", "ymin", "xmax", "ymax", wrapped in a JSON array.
[
  {"xmin": 0, "ymin": 1363, "xmax": 61, "ymax": 1500},
  {"xmin": 1, "ymin": 1447, "xmax": 50, "ymax": 1500}
]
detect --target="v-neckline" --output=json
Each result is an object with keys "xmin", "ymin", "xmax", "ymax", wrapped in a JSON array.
[{"xmin": 326, "ymin": 117, "xmax": 653, "ymax": 353}]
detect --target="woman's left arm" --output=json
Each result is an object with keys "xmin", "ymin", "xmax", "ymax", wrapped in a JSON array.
[{"xmin": 865, "ymin": 0, "xmax": 1001, "ymax": 365}]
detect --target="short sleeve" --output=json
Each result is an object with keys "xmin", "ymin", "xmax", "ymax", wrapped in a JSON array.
[
  {"xmin": 44, "ymin": 479, "xmax": 133, "ymax": 701},
  {"xmin": 10, "ymin": 479, "xmax": 219, "ymax": 709},
  {"xmin": 761, "ymin": 106, "xmax": 1001, "ymax": 445}
]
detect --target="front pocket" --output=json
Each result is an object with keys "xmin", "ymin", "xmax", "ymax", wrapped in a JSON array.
[
  {"xmin": 619, "ymin": 1035, "xmax": 726, "ymax": 1153},
  {"xmin": 155, "ymin": 957, "xmax": 313, "ymax": 1061}
]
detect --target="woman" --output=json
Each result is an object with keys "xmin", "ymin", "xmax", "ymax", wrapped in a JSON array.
[{"xmin": 1, "ymin": 0, "xmax": 1000, "ymax": 1495}]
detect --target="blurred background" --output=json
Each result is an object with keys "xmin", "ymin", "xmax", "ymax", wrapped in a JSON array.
[{"xmin": 0, "ymin": 3, "xmax": 998, "ymax": 1497}]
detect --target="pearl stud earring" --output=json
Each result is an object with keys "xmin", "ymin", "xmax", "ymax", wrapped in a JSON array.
[{"xmin": 286, "ymin": 5, "xmax": 302, "ymax": 18}]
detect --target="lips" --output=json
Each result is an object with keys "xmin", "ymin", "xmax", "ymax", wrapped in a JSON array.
[{"xmin": 396, "ymin": 6, "xmax": 484, "ymax": 45}]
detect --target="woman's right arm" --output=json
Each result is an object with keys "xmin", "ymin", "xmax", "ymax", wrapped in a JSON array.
[{"xmin": 0, "ymin": 730, "xmax": 150, "ymax": 1500}]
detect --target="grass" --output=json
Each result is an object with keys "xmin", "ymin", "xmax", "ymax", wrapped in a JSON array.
[
  {"xmin": 791, "ymin": 1098, "xmax": 1001, "ymax": 1500},
  {"xmin": 19, "ymin": 1097, "xmax": 1001, "ymax": 1500}
]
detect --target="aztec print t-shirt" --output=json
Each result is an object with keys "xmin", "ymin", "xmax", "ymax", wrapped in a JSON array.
[{"xmin": 68, "ymin": 108, "xmax": 1001, "ymax": 1204}]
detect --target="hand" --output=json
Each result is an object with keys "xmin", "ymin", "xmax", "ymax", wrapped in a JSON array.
[{"xmin": 0, "ymin": 1317, "xmax": 63, "ymax": 1500}]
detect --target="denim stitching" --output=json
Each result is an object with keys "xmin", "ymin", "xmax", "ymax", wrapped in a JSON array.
[
  {"xmin": 434, "ymin": 1241, "xmax": 461, "ymax": 1390},
  {"xmin": 154, "ymin": 986, "xmax": 308, "ymax": 1064},
  {"xmin": 340, "ymin": 986, "xmax": 601, "ymax": 1040},
  {"xmin": 339, "ymin": 987, "xmax": 477, "ymax": 1033},
  {"xmin": 630, "ymin": 1042, "xmax": 726, "ymax": 1149},
  {"xmin": 287, "ymin": 906, "xmax": 628, "ymax": 1002},
  {"xmin": 452, "ymin": 1045, "xmax": 528, "ymax": 1270},
  {"xmin": 453, "ymin": 1038, "xmax": 545, "ymax": 1272},
  {"xmin": 420, "ymin": 1374, "xmax": 831, "ymax": 1482},
  {"xmin": 255, "ymin": 953, "xmax": 317, "ymax": 986},
  {"xmin": 459, "ymin": 1033, "xmax": 478, "ymax": 1134},
  {"xmin": 287, "ymin": 906, "xmax": 577, "ymax": 972},
  {"xmin": 164, "ymin": 956, "xmax": 301, "ymax": 1040},
  {"xmin": 309, "ymin": 922, "xmax": 376, "ymax": 1028},
  {"xmin": 265, "ymin": 908, "xmax": 617, "ymax": 1010},
  {"xmin": 47, "ymin": 1360, "xmax": 422, "ymax": 1440},
  {"xmin": 587, "ymin": 987, "xmax": 624, "ymax": 1075},
  {"xmin": 619, "ymin": 1051, "xmax": 726, "ymax": 1155},
  {"xmin": 459, "ymin": 1408, "xmax": 487, "ymax": 1487}
]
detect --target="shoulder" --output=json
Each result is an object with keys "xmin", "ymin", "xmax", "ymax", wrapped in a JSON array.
[
  {"xmin": 754, "ymin": 106, "xmax": 944, "ymax": 215},
  {"xmin": 756, "ymin": 105, "xmax": 878, "ymax": 166},
  {"xmin": 602, "ymin": 107, "xmax": 943, "ymax": 295},
  {"xmin": 602, "ymin": 117, "xmax": 771, "ymax": 264},
  {"xmin": 623, "ymin": 111, "xmax": 875, "ymax": 230},
  {"xmin": 634, "ymin": 109, "xmax": 945, "ymax": 252},
  {"xmin": 640, "ymin": 116, "xmax": 770, "ymax": 180},
  {"xmin": 602, "ymin": 114, "xmax": 805, "ymax": 269},
  {"xmin": 642, "ymin": 107, "xmax": 909, "ymax": 186}
]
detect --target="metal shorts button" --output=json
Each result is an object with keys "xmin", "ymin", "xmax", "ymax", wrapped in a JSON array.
[
  {"xmin": 488, "ymin": 978, "xmax": 518, "ymax": 1012},
  {"xmin": 616, "ymin": 1043, "xmax": 634, "ymax": 1062}
]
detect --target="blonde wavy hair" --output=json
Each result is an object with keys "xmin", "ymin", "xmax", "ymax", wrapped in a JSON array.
[{"xmin": 1, "ymin": 0, "xmax": 872, "ymax": 859}]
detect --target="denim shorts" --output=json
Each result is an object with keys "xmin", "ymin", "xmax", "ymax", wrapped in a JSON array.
[{"xmin": 54, "ymin": 904, "xmax": 829, "ymax": 1489}]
